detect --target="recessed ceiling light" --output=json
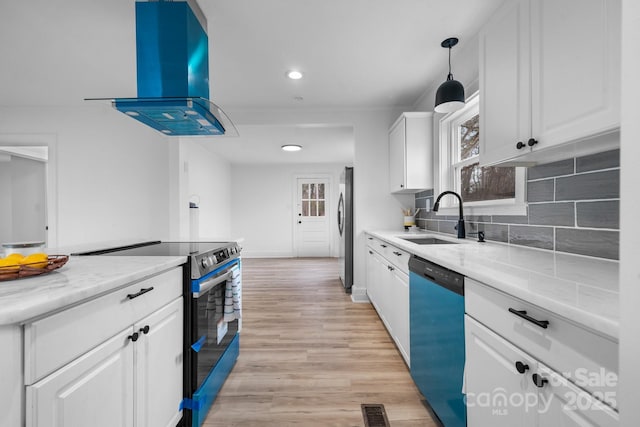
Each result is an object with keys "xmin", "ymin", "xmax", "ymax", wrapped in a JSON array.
[
  {"xmin": 286, "ymin": 70, "xmax": 303, "ymax": 80},
  {"xmin": 281, "ymin": 144, "xmax": 302, "ymax": 152}
]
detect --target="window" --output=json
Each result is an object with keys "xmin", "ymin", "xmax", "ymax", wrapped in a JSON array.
[
  {"xmin": 438, "ymin": 93, "xmax": 526, "ymax": 214},
  {"xmin": 300, "ymin": 182, "xmax": 326, "ymax": 217}
]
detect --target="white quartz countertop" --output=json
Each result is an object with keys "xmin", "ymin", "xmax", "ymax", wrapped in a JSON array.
[
  {"xmin": 367, "ymin": 230, "xmax": 619, "ymax": 340},
  {"xmin": 0, "ymin": 255, "xmax": 187, "ymax": 325}
]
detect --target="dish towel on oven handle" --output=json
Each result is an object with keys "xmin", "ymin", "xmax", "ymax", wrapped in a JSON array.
[{"xmin": 223, "ymin": 264, "xmax": 241, "ymax": 322}]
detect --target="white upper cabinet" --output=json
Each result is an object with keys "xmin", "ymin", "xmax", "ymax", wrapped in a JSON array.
[
  {"xmin": 389, "ymin": 112, "xmax": 433, "ymax": 193},
  {"xmin": 480, "ymin": 0, "xmax": 621, "ymax": 166}
]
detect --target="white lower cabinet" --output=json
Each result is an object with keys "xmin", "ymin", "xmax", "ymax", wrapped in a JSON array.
[
  {"xmin": 134, "ymin": 298, "xmax": 184, "ymax": 427},
  {"xmin": 25, "ymin": 268, "xmax": 184, "ymax": 427},
  {"xmin": 26, "ymin": 329, "xmax": 135, "ymax": 427},
  {"xmin": 365, "ymin": 234, "xmax": 410, "ymax": 366},
  {"xmin": 465, "ymin": 278, "xmax": 619, "ymax": 426},
  {"xmin": 465, "ymin": 315, "xmax": 537, "ymax": 427}
]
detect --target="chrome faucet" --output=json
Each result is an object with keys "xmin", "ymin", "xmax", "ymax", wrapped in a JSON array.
[{"xmin": 433, "ymin": 191, "xmax": 465, "ymax": 239}]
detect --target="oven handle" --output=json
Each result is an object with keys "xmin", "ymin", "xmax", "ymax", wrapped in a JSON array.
[{"xmin": 193, "ymin": 269, "xmax": 233, "ymax": 297}]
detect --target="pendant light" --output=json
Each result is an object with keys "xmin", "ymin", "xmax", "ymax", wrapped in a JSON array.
[{"xmin": 434, "ymin": 37, "xmax": 465, "ymax": 113}]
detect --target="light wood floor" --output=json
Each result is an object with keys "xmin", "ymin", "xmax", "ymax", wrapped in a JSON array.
[{"xmin": 203, "ymin": 257, "xmax": 436, "ymax": 427}]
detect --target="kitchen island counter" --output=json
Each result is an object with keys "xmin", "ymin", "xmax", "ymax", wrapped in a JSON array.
[
  {"xmin": 0, "ymin": 255, "xmax": 186, "ymax": 325},
  {"xmin": 366, "ymin": 230, "xmax": 618, "ymax": 340}
]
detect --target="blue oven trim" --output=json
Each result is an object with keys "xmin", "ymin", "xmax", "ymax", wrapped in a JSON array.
[
  {"xmin": 191, "ymin": 332, "xmax": 240, "ymax": 427},
  {"xmin": 191, "ymin": 258, "xmax": 240, "ymax": 293}
]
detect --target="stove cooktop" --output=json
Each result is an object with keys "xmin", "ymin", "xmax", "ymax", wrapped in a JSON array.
[{"xmin": 73, "ymin": 240, "xmax": 241, "ymax": 279}]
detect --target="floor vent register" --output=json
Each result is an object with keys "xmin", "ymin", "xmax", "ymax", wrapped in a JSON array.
[{"xmin": 361, "ymin": 403, "xmax": 391, "ymax": 427}]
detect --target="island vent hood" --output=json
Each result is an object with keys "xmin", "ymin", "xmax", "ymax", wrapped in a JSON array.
[{"xmin": 90, "ymin": 0, "xmax": 237, "ymax": 137}]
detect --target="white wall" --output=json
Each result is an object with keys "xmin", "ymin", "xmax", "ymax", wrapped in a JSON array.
[
  {"xmin": 178, "ymin": 140, "xmax": 232, "ymax": 240},
  {"xmin": 619, "ymin": 0, "xmax": 640, "ymax": 425},
  {"xmin": 0, "ymin": 0, "xmax": 179, "ymax": 248},
  {"xmin": 0, "ymin": 107, "xmax": 173, "ymax": 247},
  {"xmin": 230, "ymin": 162, "xmax": 344, "ymax": 257}
]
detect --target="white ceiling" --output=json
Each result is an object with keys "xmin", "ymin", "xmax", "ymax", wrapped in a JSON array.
[{"xmin": 196, "ymin": 0, "xmax": 503, "ymax": 164}]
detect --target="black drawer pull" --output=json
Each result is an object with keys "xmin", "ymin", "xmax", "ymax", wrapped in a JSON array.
[
  {"xmin": 139, "ymin": 325, "xmax": 150, "ymax": 335},
  {"xmin": 367, "ymin": 237, "xmax": 373, "ymax": 240},
  {"xmin": 127, "ymin": 286, "xmax": 154, "ymax": 300},
  {"xmin": 380, "ymin": 244, "xmax": 387, "ymax": 248},
  {"xmin": 369, "ymin": 250, "xmax": 373, "ymax": 255},
  {"xmin": 387, "ymin": 265, "xmax": 395, "ymax": 271},
  {"xmin": 392, "ymin": 251, "xmax": 402, "ymax": 256},
  {"xmin": 128, "ymin": 332, "xmax": 139, "ymax": 342},
  {"xmin": 532, "ymin": 373, "xmax": 548, "ymax": 388},
  {"xmin": 515, "ymin": 361, "xmax": 529, "ymax": 374},
  {"xmin": 508, "ymin": 308, "xmax": 549, "ymax": 329}
]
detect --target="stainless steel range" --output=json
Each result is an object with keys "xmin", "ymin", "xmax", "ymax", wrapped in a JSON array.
[{"xmin": 74, "ymin": 240, "xmax": 242, "ymax": 427}]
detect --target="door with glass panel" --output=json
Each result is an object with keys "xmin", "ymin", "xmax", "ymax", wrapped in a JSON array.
[{"xmin": 295, "ymin": 178, "xmax": 330, "ymax": 257}]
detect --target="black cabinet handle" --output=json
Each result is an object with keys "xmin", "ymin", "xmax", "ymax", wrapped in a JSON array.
[
  {"xmin": 515, "ymin": 361, "xmax": 529, "ymax": 374},
  {"xmin": 393, "ymin": 251, "xmax": 402, "ymax": 256},
  {"xmin": 532, "ymin": 373, "xmax": 548, "ymax": 388},
  {"xmin": 400, "ymin": 184, "xmax": 404, "ymax": 188},
  {"xmin": 528, "ymin": 138, "xmax": 538, "ymax": 147},
  {"xmin": 128, "ymin": 332, "xmax": 139, "ymax": 342},
  {"xmin": 380, "ymin": 244, "xmax": 387, "ymax": 248},
  {"xmin": 139, "ymin": 325, "xmax": 150, "ymax": 335},
  {"xmin": 367, "ymin": 237, "xmax": 373, "ymax": 240},
  {"xmin": 369, "ymin": 250, "xmax": 373, "ymax": 255},
  {"xmin": 508, "ymin": 308, "xmax": 549, "ymax": 329},
  {"xmin": 387, "ymin": 265, "xmax": 395, "ymax": 271},
  {"xmin": 516, "ymin": 141, "xmax": 526, "ymax": 149},
  {"xmin": 127, "ymin": 287, "xmax": 154, "ymax": 300}
]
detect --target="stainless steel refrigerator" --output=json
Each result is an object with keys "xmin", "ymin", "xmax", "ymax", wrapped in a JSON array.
[{"xmin": 338, "ymin": 167, "xmax": 353, "ymax": 293}]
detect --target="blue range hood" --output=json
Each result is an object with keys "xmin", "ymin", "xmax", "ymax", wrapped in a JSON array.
[{"xmin": 95, "ymin": 1, "xmax": 236, "ymax": 136}]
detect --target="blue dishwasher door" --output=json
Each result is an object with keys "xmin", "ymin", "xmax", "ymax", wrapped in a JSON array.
[{"xmin": 410, "ymin": 271, "xmax": 466, "ymax": 427}]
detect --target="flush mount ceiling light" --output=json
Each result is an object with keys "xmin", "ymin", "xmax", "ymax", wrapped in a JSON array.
[
  {"xmin": 434, "ymin": 37, "xmax": 465, "ymax": 113},
  {"xmin": 281, "ymin": 144, "xmax": 302, "ymax": 152},
  {"xmin": 286, "ymin": 70, "xmax": 303, "ymax": 80}
]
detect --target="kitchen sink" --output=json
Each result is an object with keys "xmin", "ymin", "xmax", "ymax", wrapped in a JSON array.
[{"xmin": 399, "ymin": 237, "xmax": 459, "ymax": 245}]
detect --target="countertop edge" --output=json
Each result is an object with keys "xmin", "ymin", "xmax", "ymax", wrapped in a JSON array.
[{"xmin": 0, "ymin": 256, "xmax": 187, "ymax": 326}]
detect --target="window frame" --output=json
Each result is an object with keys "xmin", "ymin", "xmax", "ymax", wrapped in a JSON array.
[{"xmin": 436, "ymin": 92, "xmax": 527, "ymax": 216}]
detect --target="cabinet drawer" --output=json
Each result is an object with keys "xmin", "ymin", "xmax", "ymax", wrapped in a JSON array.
[
  {"xmin": 365, "ymin": 235, "xmax": 410, "ymax": 274},
  {"xmin": 382, "ymin": 246, "xmax": 410, "ymax": 274},
  {"xmin": 24, "ymin": 267, "xmax": 182, "ymax": 384},
  {"xmin": 465, "ymin": 278, "xmax": 618, "ymax": 401}
]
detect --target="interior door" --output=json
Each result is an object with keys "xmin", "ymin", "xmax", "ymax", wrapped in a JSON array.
[{"xmin": 295, "ymin": 178, "xmax": 330, "ymax": 257}]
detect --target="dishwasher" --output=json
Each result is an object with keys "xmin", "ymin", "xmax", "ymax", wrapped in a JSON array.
[{"xmin": 409, "ymin": 255, "xmax": 466, "ymax": 427}]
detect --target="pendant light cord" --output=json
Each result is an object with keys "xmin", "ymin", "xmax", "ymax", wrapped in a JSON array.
[{"xmin": 447, "ymin": 46, "xmax": 453, "ymax": 81}]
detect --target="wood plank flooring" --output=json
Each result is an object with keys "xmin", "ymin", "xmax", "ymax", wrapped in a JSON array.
[{"xmin": 204, "ymin": 257, "xmax": 436, "ymax": 427}]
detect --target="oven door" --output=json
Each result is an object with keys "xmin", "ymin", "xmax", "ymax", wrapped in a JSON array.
[{"xmin": 191, "ymin": 260, "xmax": 240, "ymax": 392}]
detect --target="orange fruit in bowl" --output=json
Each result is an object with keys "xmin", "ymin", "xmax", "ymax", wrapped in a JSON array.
[{"xmin": 19, "ymin": 253, "xmax": 49, "ymax": 269}]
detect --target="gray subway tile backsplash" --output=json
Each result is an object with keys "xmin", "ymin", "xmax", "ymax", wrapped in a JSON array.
[
  {"xmin": 527, "ymin": 180, "xmax": 555, "ymax": 202},
  {"xmin": 528, "ymin": 202, "xmax": 575, "ymax": 227},
  {"xmin": 492, "ymin": 215, "xmax": 529, "ymax": 224},
  {"xmin": 509, "ymin": 225, "xmax": 554, "ymax": 250},
  {"xmin": 528, "ymin": 158, "xmax": 574, "ymax": 180},
  {"xmin": 576, "ymin": 200, "xmax": 619, "ymax": 229},
  {"xmin": 482, "ymin": 223, "xmax": 509, "ymax": 243},
  {"xmin": 555, "ymin": 169, "xmax": 619, "ymax": 201},
  {"xmin": 414, "ymin": 149, "xmax": 620, "ymax": 260},
  {"xmin": 576, "ymin": 149, "xmax": 620, "ymax": 173},
  {"xmin": 556, "ymin": 228, "xmax": 619, "ymax": 260}
]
